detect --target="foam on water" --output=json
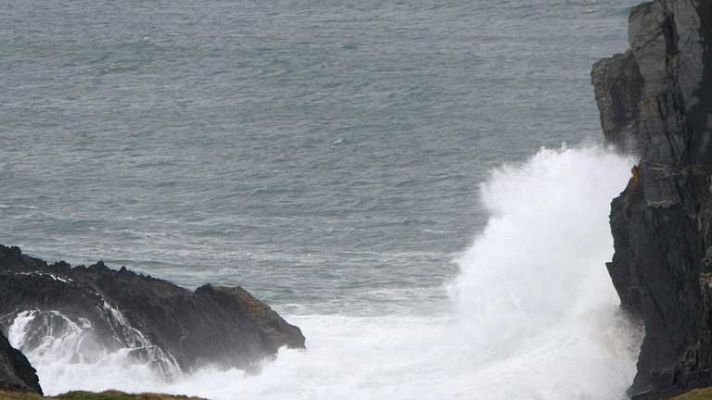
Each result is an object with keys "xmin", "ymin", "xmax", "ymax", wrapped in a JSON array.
[
  {"xmin": 7, "ymin": 145, "xmax": 642, "ymax": 399},
  {"xmin": 7, "ymin": 306, "xmax": 181, "ymax": 391}
]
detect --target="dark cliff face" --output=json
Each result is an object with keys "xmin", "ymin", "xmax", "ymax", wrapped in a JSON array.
[
  {"xmin": 592, "ymin": 1, "xmax": 712, "ymax": 399},
  {"xmin": 0, "ymin": 331, "xmax": 41, "ymax": 395},
  {"xmin": 0, "ymin": 244, "xmax": 305, "ymax": 379}
]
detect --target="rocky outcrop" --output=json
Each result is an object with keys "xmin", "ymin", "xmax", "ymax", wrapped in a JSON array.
[
  {"xmin": 0, "ymin": 244, "xmax": 304, "ymax": 378},
  {"xmin": 0, "ymin": 331, "xmax": 41, "ymax": 394},
  {"xmin": 0, "ymin": 389, "xmax": 206, "ymax": 399},
  {"xmin": 592, "ymin": 1, "xmax": 712, "ymax": 399}
]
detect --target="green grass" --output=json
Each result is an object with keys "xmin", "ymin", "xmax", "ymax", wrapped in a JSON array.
[
  {"xmin": 672, "ymin": 388, "xmax": 712, "ymax": 400},
  {"xmin": 0, "ymin": 390, "xmax": 206, "ymax": 400}
]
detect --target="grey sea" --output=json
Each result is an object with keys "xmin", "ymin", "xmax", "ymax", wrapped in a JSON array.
[{"xmin": 1, "ymin": 1, "xmax": 643, "ymax": 398}]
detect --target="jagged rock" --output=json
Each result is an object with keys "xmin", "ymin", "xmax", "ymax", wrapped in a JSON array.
[
  {"xmin": 0, "ymin": 331, "xmax": 41, "ymax": 395},
  {"xmin": 0, "ymin": 244, "xmax": 305, "ymax": 378},
  {"xmin": 592, "ymin": 1, "xmax": 712, "ymax": 398},
  {"xmin": 592, "ymin": 50, "xmax": 645, "ymax": 151}
]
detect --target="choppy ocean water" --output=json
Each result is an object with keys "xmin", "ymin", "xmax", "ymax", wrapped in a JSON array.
[{"xmin": 2, "ymin": 1, "xmax": 643, "ymax": 398}]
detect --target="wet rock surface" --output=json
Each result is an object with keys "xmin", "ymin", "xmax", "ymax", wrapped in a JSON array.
[
  {"xmin": 593, "ymin": 1, "xmax": 712, "ymax": 398},
  {"xmin": 0, "ymin": 331, "xmax": 41, "ymax": 395},
  {"xmin": 0, "ymin": 244, "xmax": 305, "ymax": 379}
]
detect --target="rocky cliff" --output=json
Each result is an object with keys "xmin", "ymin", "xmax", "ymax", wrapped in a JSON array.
[
  {"xmin": 592, "ymin": 1, "xmax": 712, "ymax": 399},
  {"xmin": 0, "ymin": 244, "xmax": 304, "ymax": 387}
]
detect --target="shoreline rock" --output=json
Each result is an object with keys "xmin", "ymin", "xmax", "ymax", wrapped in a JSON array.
[
  {"xmin": 0, "ymin": 332, "xmax": 41, "ymax": 395},
  {"xmin": 0, "ymin": 244, "xmax": 305, "ymax": 393},
  {"xmin": 592, "ymin": 0, "xmax": 712, "ymax": 398},
  {"xmin": 0, "ymin": 389, "xmax": 206, "ymax": 399}
]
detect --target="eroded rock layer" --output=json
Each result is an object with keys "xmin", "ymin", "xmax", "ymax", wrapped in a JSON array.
[{"xmin": 592, "ymin": 1, "xmax": 712, "ymax": 398}]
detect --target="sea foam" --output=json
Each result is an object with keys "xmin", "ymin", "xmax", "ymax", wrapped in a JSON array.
[{"xmin": 8, "ymin": 146, "xmax": 641, "ymax": 399}]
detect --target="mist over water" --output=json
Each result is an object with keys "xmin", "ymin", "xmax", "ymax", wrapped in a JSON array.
[
  {"xmin": 9, "ymin": 146, "xmax": 641, "ymax": 399},
  {"xmin": 449, "ymin": 146, "xmax": 640, "ymax": 399}
]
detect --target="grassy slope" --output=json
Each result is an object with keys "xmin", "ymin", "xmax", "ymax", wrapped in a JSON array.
[
  {"xmin": 0, "ymin": 390, "xmax": 206, "ymax": 400},
  {"xmin": 672, "ymin": 388, "xmax": 712, "ymax": 400}
]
